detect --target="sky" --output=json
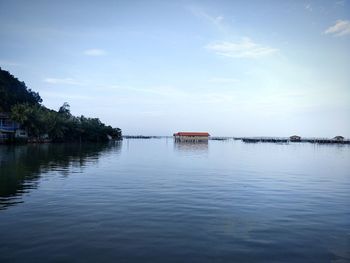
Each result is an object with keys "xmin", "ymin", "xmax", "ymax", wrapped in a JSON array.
[{"xmin": 0, "ymin": 0, "xmax": 349, "ymax": 137}]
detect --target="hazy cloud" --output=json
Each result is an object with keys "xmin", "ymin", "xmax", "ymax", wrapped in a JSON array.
[
  {"xmin": 335, "ymin": 0, "xmax": 346, "ymax": 6},
  {"xmin": 83, "ymin": 49, "xmax": 107, "ymax": 56},
  {"xmin": 40, "ymin": 91, "xmax": 92, "ymax": 100},
  {"xmin": 324, "ymin": 20, "xmax": 350, "ymax": 36},
  {"xmin": 0, "ymin": 60, "xmax": 21, "ymax": 67},
  {"xmin": 208, "ymin": 77, "xmax": 239, "ymax": 83},
  {"xmin": 188, "ymin": 6, "xmax": 226, "ymax": 32},
  {"xmin": 43, "ymin": 78, "xmax": 84, "ymax": 85},
  {"xmin": 206, "ymin": 38, "xmax": 278, "ymax": 58},
  {"xmin": 305, "ymin": 3, "xmax": 312, "ymax": 11}
]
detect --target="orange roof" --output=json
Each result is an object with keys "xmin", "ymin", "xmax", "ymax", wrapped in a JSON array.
[{"xmin": 174, "ymin": 132, "xmax": 210, "ymax": 137}]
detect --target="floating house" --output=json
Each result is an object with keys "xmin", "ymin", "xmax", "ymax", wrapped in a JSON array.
[
  {"xmin": 173, "ymin": 132, "xmax": 210, "ymax": 142},
  {"xmin": 333, "ymin": 136, "xmax": 344, "ymax": 142},
  {"xmin": 0, "ymin": 113, "xmax": 27, "ymax": 143},
  {"xmin": 289, "ymin": 135, "xmax": 301, "ymax": 142}
]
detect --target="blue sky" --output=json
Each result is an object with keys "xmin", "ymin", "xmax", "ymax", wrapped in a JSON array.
[{"xmin": 0, "ymin": 0, "xmax": 349, "ymax": 136}]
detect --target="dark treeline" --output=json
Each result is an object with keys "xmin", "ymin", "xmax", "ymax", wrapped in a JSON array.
[{"xmin": 0, "ymin": 68, "xmax": 121, "ymax": 142}]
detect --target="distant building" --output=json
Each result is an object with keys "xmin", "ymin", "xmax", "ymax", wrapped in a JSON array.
[
  {"xmin": 289, "ymin": 135, "xmax": 301, "ymax": 142},
  {"xmin": 333, "ymin": 136, "xmax": 344, "ymax": 142},
  {"xmin": 173, "ymin": 132, "xmax": 210, "ymax": 142},
  {"xmin": 0, "ymin": 113, "xmax": 27, "ymax": 143}
]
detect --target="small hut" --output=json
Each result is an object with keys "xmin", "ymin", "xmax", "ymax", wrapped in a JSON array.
[
  {"xmin": 333, "ymin": 136, "xmax": 344, "ymax": 142},
  {"xmin": 173, "ymin": 132, "xmax": 210, "ymax": 142},
  {"xmin": 289, "ymin": 135, "xmax": 301, "ymax": 142}
]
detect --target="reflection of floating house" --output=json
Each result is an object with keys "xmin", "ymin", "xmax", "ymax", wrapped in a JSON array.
[
  {"xmin": 333, "ymin": 136, "xmax": 344, "ymax": 142},
  {"xmin": 289, "ymin": 135, "xmax": 301, "ymax": 142},
  {"xmin": 0, "ymin": 113, "xmax": 28, "ymax": 143},
  {"xmin": 174, "ymin": 140, "xmax": 209, "ymax": 152},
  {"xmin": 173, "ymin": 132, "xmax": 210, "ymax": 142}
]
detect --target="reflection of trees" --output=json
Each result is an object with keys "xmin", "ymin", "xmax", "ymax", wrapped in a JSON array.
[{"xmin": 0, "ymin": 142, "xmax": 121, "ymax": 210}]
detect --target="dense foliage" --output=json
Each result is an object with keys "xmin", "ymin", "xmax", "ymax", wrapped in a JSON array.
[
  {"xmin": 0, "ymin": 68, "xmax": 121, "ymax": 142},
  {"xmin": 10, "ymin": 103, "xmax": 121, "ymax": 142},
  {"xmin": 0, "ymin": 67, "xmax": 42, "ymax": 111}
]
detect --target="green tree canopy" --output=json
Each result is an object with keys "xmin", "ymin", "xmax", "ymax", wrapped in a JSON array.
[{"xmin": 11, "ymin": 103, "xmax": 122, "ymax": 142}]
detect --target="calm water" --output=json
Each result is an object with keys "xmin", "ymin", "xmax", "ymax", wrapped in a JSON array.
[{"xmin": 0, "ymin": 139, "xmax": 349, "ymax": 263}]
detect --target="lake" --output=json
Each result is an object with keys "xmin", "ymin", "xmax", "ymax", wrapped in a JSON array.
[{"xmin": 0, "ymin": 139, "xmax": 349, "ymax": 263}]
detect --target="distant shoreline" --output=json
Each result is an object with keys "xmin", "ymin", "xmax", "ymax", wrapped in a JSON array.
[{"xmin": 122, "ymin": 136, "xmax": 350, "ymax": 144}]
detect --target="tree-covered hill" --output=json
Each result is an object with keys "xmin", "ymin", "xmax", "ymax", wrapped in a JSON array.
[
  {"xmin": 0, "ymin": 68, "xmax": 42, "ymax": 111},
  {"xmin": 0, "ymin": 68, "xmax": 121, "ymax": 142}
]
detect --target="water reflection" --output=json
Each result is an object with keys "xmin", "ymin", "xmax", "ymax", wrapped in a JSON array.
[
  {"xmin": 0, "ymin": 139, "xmax": 349, "ymax": 262},
  {"xmin": 0, "ymin": 142, "xmax": 121, "ymax": 210},
  {"xmin": 173, "ymin": 140, "xmax": 208, "ymax": 155}
]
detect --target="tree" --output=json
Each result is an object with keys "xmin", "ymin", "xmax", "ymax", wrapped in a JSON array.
[
  {"xmin": 58, "ymin": 102, "xmax": 71, "ymax": 117},
  {"xmin": 0, "ymin": 68, "xmax": 42, "ymax": 111},
  {"xmin": 11, "ymin": 104, "xmax": 46, "ymax": 138}
]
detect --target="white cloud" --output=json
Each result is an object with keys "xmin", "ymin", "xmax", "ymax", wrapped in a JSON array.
[
  {"xmin": 206, "ymin": 38, "xmax": 278, "ymax": 58},
  {"xmin": 43, "ymin": 78, "xmax": 84, "ymax": 85},
  {"xmin": 83, "ymin": 49, "xmax": 107, "ymax": 56},
  {"xmin": 190, "ymin": 7, "xmax": 277, "ymax": 59},
  {"xmin": 324, "ymin": 20, "xmax": 350, "ymax": 36}
]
